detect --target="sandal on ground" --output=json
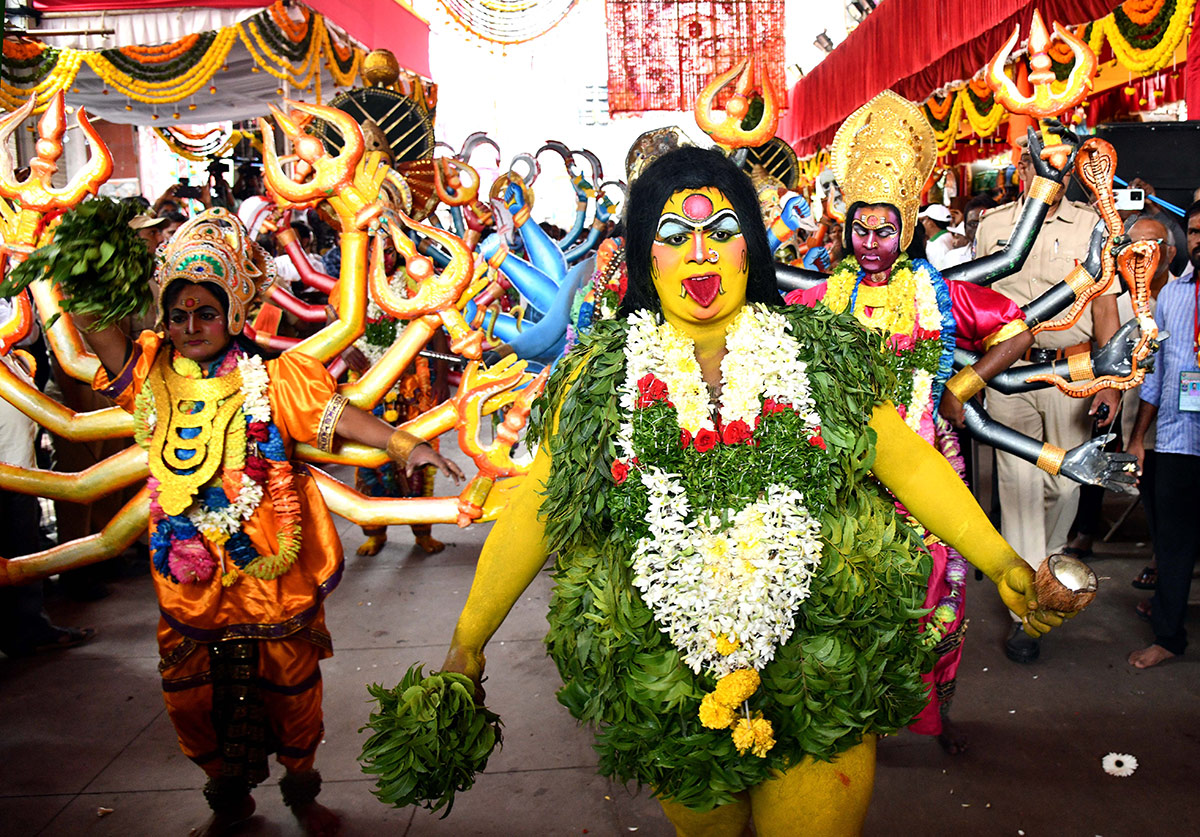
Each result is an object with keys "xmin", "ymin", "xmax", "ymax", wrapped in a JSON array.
[
  {"xmin": 1135, "ymin": 600, "xmax": 1152, "ymax": 621},
  {"xmin": 1132, "ymin": 566, "xmax": 1157, "ymax": 590},
  {"xmin": 1062, "ymin": 546, "xmax": 1095, "ymax": 560},
  {"xmin": 31, "ymin": 626, "xmax": 95, "ymax": 654}
]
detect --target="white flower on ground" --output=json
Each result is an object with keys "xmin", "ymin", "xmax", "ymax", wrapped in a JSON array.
[{"xmin": 1101, "ymin": 752, "xmax": 1138, "ymax": 777}]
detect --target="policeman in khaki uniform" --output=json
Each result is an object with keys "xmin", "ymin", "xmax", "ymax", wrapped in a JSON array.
[{"xmin": 976, "ymin": 137, "xmax": 1121, "ymax": 663}]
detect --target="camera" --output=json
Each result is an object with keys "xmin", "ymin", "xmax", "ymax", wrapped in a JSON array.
[
  {"xmin": 174, "ymin": 178, "xmax": 202, "ymax": 201},
  {"xmin": 1114, "ymin": 188, "xmax": 1145, "ymax": 211}
]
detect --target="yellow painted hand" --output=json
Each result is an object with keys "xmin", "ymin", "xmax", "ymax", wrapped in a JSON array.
[{"xmin": 997, "ymin": 564, "xmax": 1070, "ymax": 637}]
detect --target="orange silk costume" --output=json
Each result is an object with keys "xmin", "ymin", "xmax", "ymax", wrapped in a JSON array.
[{"xmin": 95, "ymin": 331, "xmax": 344, "ymax": 779}]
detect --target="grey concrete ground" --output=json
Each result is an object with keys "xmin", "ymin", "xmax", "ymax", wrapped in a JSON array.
[{"xmin": 1, "ymin": 463, "xmax": 1197, "ymax": 836}]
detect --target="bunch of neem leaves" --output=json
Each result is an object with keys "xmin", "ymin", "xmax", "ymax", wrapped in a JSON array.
[
  {"xmin": 359, "ymin": 663, "xmax": 502, "ymax": 816},
  {"xmin": 0, "ymin": 197, "xmax": 155, "ymax": 331}
]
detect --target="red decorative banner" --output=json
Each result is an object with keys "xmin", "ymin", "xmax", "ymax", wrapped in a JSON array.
[{"xmin": 605, "ymin": 0, "xmax": 785, "ymax": 114}]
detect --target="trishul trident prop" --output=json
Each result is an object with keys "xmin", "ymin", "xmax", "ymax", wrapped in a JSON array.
[
  {"xmin": 986, "ymin": 10, "xmax": 1096, "ymax": 171},
  {"xmin": 987, "ymin": 10, "xmax": 1096, "ymax": 118},
  {"xmin": 695, "ymin": 55, "xmax": 780, "ymax": 149},
  {"xmin": 0, "ymin": 92, "xmax": 113, "ymax": 353}
]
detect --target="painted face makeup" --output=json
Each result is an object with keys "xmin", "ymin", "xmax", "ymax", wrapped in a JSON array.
[
  {"xmin": 166, "ymin": 283, "xmax": 232, "ymax": 364},
  {"xmin": 650, "ymin": 187, "xmax": 749, "ymax": 324},
  {"xmin": 850, "ymin": 204, "xmax": 902, "ymax": 276}
]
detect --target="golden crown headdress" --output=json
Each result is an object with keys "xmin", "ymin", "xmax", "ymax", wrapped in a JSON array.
[
  {"xmin": 155, "ymin": 207, "xmax": 275, "ymax": 336},
  {"xmin": 830, "ymin": 90, "xmax": 936, "ymax": 250}
]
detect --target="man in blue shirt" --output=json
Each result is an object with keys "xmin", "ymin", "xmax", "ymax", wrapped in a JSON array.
[{"xmin": 1127, "ymin": 200, "xmax": 1200, "ymax": 669}]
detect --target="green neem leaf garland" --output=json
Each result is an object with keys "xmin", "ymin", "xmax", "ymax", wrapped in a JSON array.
[
  {"xmin": 535, "ymin": 304, "xmax": 934, "ymax": 812},
  {"xmin": 0, "ymin": 197, "xmax": 155, "ymax": 331},
  {"xmin": 359, "ymin": 664, "xmax": 502, "ymax": 816}
]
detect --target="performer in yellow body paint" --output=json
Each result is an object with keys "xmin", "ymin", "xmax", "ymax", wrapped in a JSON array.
[
  {"xmin": 74, "ymin": 209, "xmax": 462, "ymax": 837},
  {"xmin": 442, "ymin": 147, "xmax": 1069, "ymax": 836}
]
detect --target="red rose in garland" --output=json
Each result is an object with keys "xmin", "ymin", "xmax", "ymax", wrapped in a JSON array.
[
  {"xmin": 636, "ymin": 373, "xmax": 669, "ymax": 408},
  {"xmin": 693, "ymin": 428, "xmax": 719, "ymax": 453},
  {"xmin": 611, "ymin": 459, "xmax": 630, "ymax": 484},
  {"xmin": 722, "ymin": 419, "xmax": 753, "ymax": 445}
]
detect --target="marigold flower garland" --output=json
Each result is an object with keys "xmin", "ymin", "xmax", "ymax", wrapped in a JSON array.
[
  {"xmin": 1088, "ymin": 0, "xmax": 1195, "ymax": 75},
  {"xmin": 822, "ymin": 255, "xmax": 955, "ymax": 436},
  {"xmin": 2, "ymin": 1, "xmax": 365, "ymax": 112},
  {"xmin": 611, "ymin": 304, "xmax": 830, "ymax": 758},
  {"xmin": 137, "ymin": 346, "xmax": 302, "ymax": 585}
]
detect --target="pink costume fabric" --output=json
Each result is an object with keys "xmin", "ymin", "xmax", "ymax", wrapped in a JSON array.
[{"xmin": 786, "ymin": 272, "xmax": 1024, "ymax": 734}]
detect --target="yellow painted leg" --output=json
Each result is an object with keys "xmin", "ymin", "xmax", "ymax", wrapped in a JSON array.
[
  {"xmin": 357, "ymin": 527, "xmax": 388, "ymax": 556},
  {"xmin": 748, "ymin": 735, "xmax": 877, "ymax": 837},
  {"xmin": 657, "ymin": 792, "xmax": 751, "ymax": 837}
]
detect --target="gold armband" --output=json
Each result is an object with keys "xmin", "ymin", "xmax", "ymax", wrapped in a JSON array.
[
  {"xmin": 1065, "ymin": 264, "xmax": 1093, "ymax": 294},
  {"xmin": 276, "ymin": 227, "xmax": 299, "ymax": 248},
  {"xmin": 486, "ymin": 243, "xmax": 509, "ymax": 269},
  {"xmin": 1037, "ymin": 444, "xmax": 1067, "ymax": 475},
  {"xmin": 1028, "ymin": 176, "xmax": 1064, "ymax": 205},
  {"xmin": 386, "ymin": 429, "xmax": 426, "ymax": 465},
  {"xmin": 945, "ymin": 366, "xmax": 987, "ymax": 403},
  {"xmin": 981, "ymin": 319, "xmax": 1030, "ymax": 352},
  {"xmin": 1067, "ymin": 351, "xmax": 1094, "ymax": 382},
  {"xmin": 316, "ymin": 394, "xmax": 349, "ymax": 453}
]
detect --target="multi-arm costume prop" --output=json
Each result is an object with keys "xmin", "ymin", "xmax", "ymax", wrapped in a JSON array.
[{"xmin": 0, "ymin": 92, "xmax": 546, "ymax": 588}]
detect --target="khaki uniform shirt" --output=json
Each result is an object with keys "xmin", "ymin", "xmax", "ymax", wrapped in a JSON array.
[{"xmin": 976, "ymin": 198, "xmax": 1113, "ymax": 350}]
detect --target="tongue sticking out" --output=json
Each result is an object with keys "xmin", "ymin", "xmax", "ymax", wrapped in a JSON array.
[{"xmin": 682, "ymin": 275, "xmax": 722, "ymax": 308}]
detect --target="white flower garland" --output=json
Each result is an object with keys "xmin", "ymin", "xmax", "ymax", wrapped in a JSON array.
[
  {"xmin": 630, "ymin": 468, "xmax": 824, "ymax": 677},
  {"xmin": 906, "ymin": 369, "xmax": 934, "ymax": 435},
  {"xmin": 237, "ymin": 354, "xmax": 271, "ymax": 422},
  {"xmin": 912, "ymin": 262, "xmax": 942, "ymax": 331},
  {"xmin": 191, "ymin": 473, "xmax": 266, "ymax": 541},
  {"xmin": 617, "ymin": 305, "xmax": 821, "ymax": 457},
  {"xmin": 616, "ymin": 304, "xmax": 828, "ymax": 678}
]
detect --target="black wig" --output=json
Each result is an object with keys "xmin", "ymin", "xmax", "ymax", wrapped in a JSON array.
[{"xmin": 619, "ymin": 146, "xmax": 780, "ymax": 318}]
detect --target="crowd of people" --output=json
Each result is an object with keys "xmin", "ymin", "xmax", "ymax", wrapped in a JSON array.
[
  {"xmin": 785, "ymin": 150, "xmax": 1200, "ymax": 677},
  {"xmin": 1, "ymin": 96, "xmax": 1198, "ymax": 837}
]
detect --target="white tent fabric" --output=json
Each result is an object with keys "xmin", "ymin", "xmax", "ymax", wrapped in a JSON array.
[
  {"xmin": 29, "ymin": 5, "xmax": 365, "ymax": 126},
  {"xmin": 30, "ymin": 7, "xmax": 263, "ymax": 51}
]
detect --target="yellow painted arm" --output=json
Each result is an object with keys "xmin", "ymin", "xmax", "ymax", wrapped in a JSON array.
[
  {"xmin": 443, "ymin": 445, "xmax": 551, "ymax": 682},
  {"xmin": 868, "ymin": 403, "xmax": 1063, "ymax": 634}
]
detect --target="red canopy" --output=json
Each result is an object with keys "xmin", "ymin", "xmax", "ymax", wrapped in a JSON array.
[
  {"xmin": 31, "ymin": 0, "xmax": 431, "ymax": 77},
  {"xmin": 778, "ymin": 0, "xmax": 1120, "ymax": 156}
]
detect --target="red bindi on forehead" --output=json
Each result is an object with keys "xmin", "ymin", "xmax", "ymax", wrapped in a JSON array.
[
  {"xmin": 181, "ymin": 297, "xmax": 198, "ymax": 309},
  {"xmin": 682, "ymin": 193, "xmax": 714, "ymax": 221}
]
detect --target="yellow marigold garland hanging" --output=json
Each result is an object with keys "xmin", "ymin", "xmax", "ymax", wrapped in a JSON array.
[
  {"xmin": 84, "ymin": 27, "xmax": 238, "ymax": 104},
  {"xmin": 1, "ymin": 1, "xmax": 365, "ymax": 113},
  {"xmin": 0, "ymin": 48, "xmax": 83, "ymax": 111},
  {"xmin": 924, "ymin": 92, "xmax": 965, "ymax": 155},
  {"xmin": 237, "ymin": 16, "xmax": 323, "ymax": 90},
  {"xmin": 961, "ymin": 79, "xmax": 1005, "ymax": 137},
  {"xmin": 1088, "ymin": 0, "xmax": 1195, "ymax": 75}
]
